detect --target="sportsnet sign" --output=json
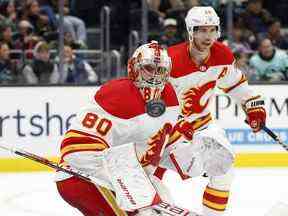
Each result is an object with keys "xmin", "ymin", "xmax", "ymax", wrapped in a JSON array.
[{"xmin": 0, "ymin": 86, "xmax": 98, "ymax": 158}]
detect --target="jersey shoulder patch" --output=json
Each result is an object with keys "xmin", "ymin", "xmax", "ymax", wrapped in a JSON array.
[{"xmin": 94, "ymin": 78, "xmax": 145, "ymax": 119}]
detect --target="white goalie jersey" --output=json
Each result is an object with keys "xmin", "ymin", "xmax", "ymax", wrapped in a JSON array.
[{"xmin": 55, "ymin": 78, "xmax": 180, "ymax": 185}]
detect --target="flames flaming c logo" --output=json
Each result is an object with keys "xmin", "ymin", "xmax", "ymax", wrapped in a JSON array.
[{"xmin": 181, "ymin": 81, "xmax": 216, "ymax": 116}]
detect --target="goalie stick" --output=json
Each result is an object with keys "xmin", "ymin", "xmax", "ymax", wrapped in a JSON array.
[{"xmin": 0, "ymin": 144, "xmax": 200, "ymax": 216}]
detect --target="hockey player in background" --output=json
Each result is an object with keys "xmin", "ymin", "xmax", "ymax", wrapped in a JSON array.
[
  {"xmin": 55, "ymin": 41, "xmax": 197, "ymax": 216},
  {"xmin": 164, "ymin": 6, "xmax": 267, "ymax": 216}
]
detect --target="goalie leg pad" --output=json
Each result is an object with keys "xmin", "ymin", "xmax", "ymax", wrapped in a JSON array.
[
  {"xmin": 56, "ymin": 176, "xmax": 127, "ymax": 216},
  {"xmin": 102, "ymin": 143, "xmax": 161, "ymax": 211},
  {"xmin": 150, "ymin": 174, "xmax": 174, "ymax": 205},
  {"xmin": 167, "ymin": 124, "xmax": 235, "ymax": 179}
]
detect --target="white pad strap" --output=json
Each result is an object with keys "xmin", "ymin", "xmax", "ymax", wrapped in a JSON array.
[{"xmin": 102, "ymin": 143, "xmax": 161, "ymax": 211}]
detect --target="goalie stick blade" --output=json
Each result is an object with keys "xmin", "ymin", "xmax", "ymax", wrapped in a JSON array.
[{"xmin": 153, "ymin": 201, "xmax": 201, "ymax": 216}]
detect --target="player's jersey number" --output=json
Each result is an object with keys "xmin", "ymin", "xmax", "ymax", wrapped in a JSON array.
[{"xmin": 81, "ymin": 113, "xmax": 112, "ymax": 136}]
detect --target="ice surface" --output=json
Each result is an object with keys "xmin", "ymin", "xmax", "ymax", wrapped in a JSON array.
[{"xmin": 0, "ymin": 168, "xmax": 288, "ymax": 216}]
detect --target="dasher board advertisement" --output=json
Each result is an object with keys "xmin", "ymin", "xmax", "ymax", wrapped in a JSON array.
[{"xmin": 0, "ymin": 85, "xmax": 287, "ymax": 169}]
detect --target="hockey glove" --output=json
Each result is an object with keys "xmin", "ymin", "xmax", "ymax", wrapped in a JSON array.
[{"xmin": 243, "ymin": 95, "xmax": 266, "ymax": 133}]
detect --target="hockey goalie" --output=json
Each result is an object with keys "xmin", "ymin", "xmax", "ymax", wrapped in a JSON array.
[{"xmin": 55, "ymin": 41, "xmax": 196, "ymax": 216}]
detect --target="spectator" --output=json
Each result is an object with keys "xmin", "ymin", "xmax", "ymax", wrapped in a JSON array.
[
  {"xmin": 59, "ymin": 45, "xmax": 98, "ymax": 84},
  {"xmin": 259, "ymin": 18, "xmax": 288, "ymax": 50},
  {"xmin": 147, "ymin": 0, "xmax": 184, "ymax": 18},
  {"xmin": 0, "ymin": 24, "xmax": 15, "ymax": 49},
  {"xmin": 50, "ymin": 31, "xmax": 86, "ymax": 50},
  {"xmin": 22, "ymin": 41, "xmax": 59, "ymax": 84},
  {"xmin": 54, "ymin": 0, "xmax": 87, "ymax": 46},
  {"xmin": 14, "ymin": 20, "xmax": 41, "ymax": 53},
  {"xmin": 229, "ymin": 25, "xmax": 254, "ymax": 53},
  {"xmin": 158, "ymin": 18, "xmax": 183, "ymax": 47},
  {"xmin": 37, "ymin": 0, "xmax": 58, "ymax": 29},
  {"xmin": 249, "ymin": 38, "xmax": 288, "ymax": 81},
  {"xmin": 182, "ymin": 0, "xmax": 200, "ymax": 8},
  {"xmin": 238, "ymin": 0, "xmax": 273, "ymax": 35},
  {"xmin": 22, "ymin": 0, "xmax": 57, "ymax": 42},
  {"xmin": 233, "ymin": 48, "xmax": 257, "ymax": 81},
  {"xmin": 0, "ymin": 0, "xmax": 17, "ymax": 31},
  {"xmin": 0, "ymin": 42, "xmax": 17, "ymax": 84}
]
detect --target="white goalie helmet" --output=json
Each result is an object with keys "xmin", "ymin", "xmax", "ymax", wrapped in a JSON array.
[
  {"xmin": 185, "ymin": 6, "xmax": 221, "ymax": 41},
  {"xmin": 128, "ymin": 41, "xmax": 172, "ymax": 102}
]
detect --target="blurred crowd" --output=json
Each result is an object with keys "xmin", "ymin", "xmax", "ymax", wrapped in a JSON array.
[
  {"xmin": 0, "ymin": 0, "xmax": 98, "ymax": 85},
  {"xmin": 0, "ymin": 0, "xmax": 288, "ymax": 85},
  {"xmin": 144, "ymin": 0, "xmax": 288, "ymax": 82}
]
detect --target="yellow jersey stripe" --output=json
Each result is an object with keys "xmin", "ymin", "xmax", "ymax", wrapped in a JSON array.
[
  {"xmin": 205, "ymin": 187, "xmax": 229, "ymax": 198},
  {"xmin": 61, "ymin": 143, "xmax": 107, "ymax": 156},
  {"xmin": 203, "ymin": 199, "xmax": 226, "ymax": 211},
  {"xmin": 64, "ymin": 132, "xmax": 85, "ymax": 139}
]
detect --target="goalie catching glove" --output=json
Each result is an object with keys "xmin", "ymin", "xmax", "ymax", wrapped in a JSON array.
[{"xmin": 243, "ymin": 95, "xmax": 266, "ymax": 133}]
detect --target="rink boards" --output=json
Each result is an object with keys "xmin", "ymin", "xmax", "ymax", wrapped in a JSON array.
[{"xmin": 0, "ymin": 85, "xmax": 287, "ymax": 171}]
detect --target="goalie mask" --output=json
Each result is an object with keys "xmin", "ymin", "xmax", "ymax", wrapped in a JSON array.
[
  {"xmin": 185, "ymin": 6, "xmax": 220, "ymax": 42},
  {"xmin": 128, "ymin": 41, "xmax": 172, "ymax": 117}
]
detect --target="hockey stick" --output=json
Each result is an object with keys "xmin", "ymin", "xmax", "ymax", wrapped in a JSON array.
[
  {"xmin": 261, "ymin": 125, "xmax": 288, "ymax": 152},
  {"xmin": 0, "ymin": 144, "xmax": 199, "ymax": 216},
  {"xmin": 0, "ymin": 145, "xmax": 114, "ymax": 189},
  {"xmin": 244, "ymin": 120, "xmax": 288, "ymax": 151}
]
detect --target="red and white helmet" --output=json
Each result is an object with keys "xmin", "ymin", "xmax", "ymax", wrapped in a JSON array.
[
  {"xmin": 128, "ymin": 41, "xmax": 171, "ymax": 102},
  {"xmin": 185, "ymin": 6, "xmax": 220, "ymax": 41}
]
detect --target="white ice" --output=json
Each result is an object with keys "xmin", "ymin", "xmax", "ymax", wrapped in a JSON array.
[{"xmin": 1, "ymin": 168, "xmax": 288, "ymax": 216}]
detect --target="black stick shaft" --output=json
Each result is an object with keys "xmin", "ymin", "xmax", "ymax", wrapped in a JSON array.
[
  {"xmin": 11, "ymin": 148, "xmax": 92, "ymax": 182},
  {"xmin": 261, "ymin": 125, "xmax": 288, "ymax": 151},
  {"xmin": 244, "ymin": 120, "xmax": 288, "ymax": 151}
]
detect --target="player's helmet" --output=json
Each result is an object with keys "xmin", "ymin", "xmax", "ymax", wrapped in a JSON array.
[
  {"xmin": 128, "ymin": 41, "xmax": 171, "ymax": 102},
  {"xmin": 185, "ymin": 6, "xmax": 220, "ymax": 41}
]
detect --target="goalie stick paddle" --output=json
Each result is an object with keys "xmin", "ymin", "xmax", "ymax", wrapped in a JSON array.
[{"xmin": 0, "ymin": 144, "xmax": 199, "ymax": 216}]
